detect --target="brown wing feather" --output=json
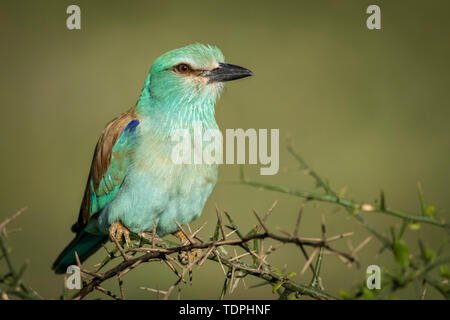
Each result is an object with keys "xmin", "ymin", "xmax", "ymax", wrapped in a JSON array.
[{"xmin": 71, "ymin": 108, "xmax": 137, "ymax": 233}]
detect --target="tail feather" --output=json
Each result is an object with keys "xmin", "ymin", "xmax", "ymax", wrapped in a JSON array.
[{"xmin": 52, "ymin": 230, "xmax": 107, "ymax": 274}]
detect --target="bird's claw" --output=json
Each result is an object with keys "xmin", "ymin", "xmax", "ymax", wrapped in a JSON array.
[
  {"xmin": 178, "ymin": 248, "xmax": 202, "ymax": 265},
  {"xmin": 174, "ymin": 230, "xmax": 189, "ymax": 245},
  {"xmin": 173, "ymin": 230, "xmax": 202, "ymax": 265},
  {"xmin": 110, "ymin": 221, "xmax": 131, "ymax": 247}
]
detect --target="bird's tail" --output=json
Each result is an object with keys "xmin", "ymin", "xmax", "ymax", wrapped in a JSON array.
[{"xmin": 52, "ymin": 229, "xmax": 107, "ymax": 274}]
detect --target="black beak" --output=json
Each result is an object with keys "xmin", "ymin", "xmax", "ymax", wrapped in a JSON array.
[{"xmin": 206, "ymin": 62, "xmax": 253, "ymax": 83}]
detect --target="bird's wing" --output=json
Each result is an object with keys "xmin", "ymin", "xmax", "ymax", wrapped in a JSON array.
[{"xmin": 71, "ymin": 109, "xmax": 140, "ymax": 233}]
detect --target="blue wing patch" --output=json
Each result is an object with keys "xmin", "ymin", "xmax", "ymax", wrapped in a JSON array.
[{"xmin": 123, "ymin": 119, "xmax": 140, "ymax": 133}]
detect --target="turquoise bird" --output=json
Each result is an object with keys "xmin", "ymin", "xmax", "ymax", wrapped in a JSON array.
[{"xmin": 52, "ymin": 43, "xmax": 252, "ymax": 273}]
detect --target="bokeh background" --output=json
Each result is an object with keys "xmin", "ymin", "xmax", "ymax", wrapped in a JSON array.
[{"xmin": 1, "ymin": 0, "xmax": 449, "ymax": 299}]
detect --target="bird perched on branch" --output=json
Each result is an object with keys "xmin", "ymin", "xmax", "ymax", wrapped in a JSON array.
[{"xmin": 53, "ymin": 43, "xmax": 252, "ymax": 273}]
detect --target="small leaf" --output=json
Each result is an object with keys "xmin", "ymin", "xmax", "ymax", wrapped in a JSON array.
[
  {"xmin": 409, "ymin": 223, "xmax": 421, "ymax": 231},
  {"xmin": 272, "ymin": 281, "xmax": 283, "ymax": 293},
  {"xmin": 213, "ymin": 219, "xmax": 221, "ymax": 241},
  {"xmin": 393, "ymin": 240, "xmax": 410, "ymax": 267},
  {"xmin": 338, "ymin": 289, "xmax": 353, "ymax": 300},
  {"xmin": 219, "ymin": 274, "xmax": 230, "ymax": 300},
  {"xmin": 361, "ymin": 287, "xmax": 376, "ymax": 300},
  {"xmin": 425, "ymin": 206, "xmax": 436, "ymax": 216},
  {"xmin": 271, "ymin": 267, "xmax": 283, "ymax": 276},
  {"xmin": 425, "ymin": 248, "xmax": 436, "ymax": 261},
  {"xmin": 439, "ymin": 266, "xmax": 450, "ymax": 279},
  {"xmin": 288, "ymin": 293, "xmax": 298, "ymax": 300},
  {"xmin": 286, "ymin": 271, "xmax": 296, "ymax": 278}
]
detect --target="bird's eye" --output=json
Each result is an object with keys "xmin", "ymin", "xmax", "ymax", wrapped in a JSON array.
[{"xmin": 175, "ymin": 63, "xmax": 191, "ymax": 73}]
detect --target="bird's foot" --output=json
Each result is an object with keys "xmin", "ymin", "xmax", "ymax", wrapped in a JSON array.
[
  {"xmin": 174, "ymin": 230, "xmax": 189, "ymax": 245},
  {"xmin": 178, "ymin": 249, "xmax": 202, "ymax": 265},
  {"xmin": 173, "ymin": 230, "xmax": 202, "ymax": 265},
  {"xmin": 109, "ymin": 221, "xmax": 131, "ymax": 247}
]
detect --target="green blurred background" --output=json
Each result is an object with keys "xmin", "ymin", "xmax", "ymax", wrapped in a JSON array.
[{"xmin": 0, "ymin": 0, "xmax": 449, "ymax": 299}]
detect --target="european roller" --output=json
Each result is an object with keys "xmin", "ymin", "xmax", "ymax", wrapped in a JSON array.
[{"xmin": 52, "ymin": 43, "xmax": 252, "ymax": 273}]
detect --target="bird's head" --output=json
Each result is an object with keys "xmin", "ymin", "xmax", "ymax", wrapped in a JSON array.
[{"xmin": 138, "ymin": 43, "xmax": 252, "ymax": 112}]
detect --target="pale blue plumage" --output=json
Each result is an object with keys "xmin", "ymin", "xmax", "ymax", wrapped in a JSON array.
[
  {"xmin": 92, "ymin": 45, "xmax": 223, "ymax": 236},
  {"xmin": 53, "ymin": 43, "xmax": 252, "ymax": 273}
]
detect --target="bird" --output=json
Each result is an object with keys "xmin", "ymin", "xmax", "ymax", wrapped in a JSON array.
[{"xmin": 52, "ymin": 43, "xmax": 253, "ymax": 273}]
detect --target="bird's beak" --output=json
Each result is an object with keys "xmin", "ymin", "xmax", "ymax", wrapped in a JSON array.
[{"xmin": 206, "ymin": 62, "xmax": 253, "ymax": 83}]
